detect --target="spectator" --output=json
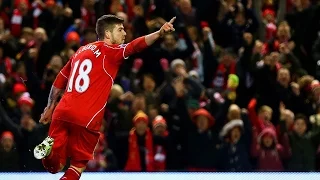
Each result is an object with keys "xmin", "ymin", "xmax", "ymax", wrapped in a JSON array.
[
  {"xmin": 251, "ymin": 127, "xmax": 291, "ymax": 171},
  {"xmin": 125, "ymin": 111, "xmax": 154, "ymax": 172},
  {"xmin": 187, "ymin": 108, "xmax": 216, "ymax": 171},
  {"xmin": 281, "ymin": 114, "xmax": 320, "ymax": 171},
  {"xmin": 152, "ymin": 115, "xmax": 169, "ymax": 171},
  {"xmin": 217, "ymin": 119, "xmax": 252, "ymax": 171},
  {"xmin": 0, "ymin": 131, "xmax": 20, "ymax": 172}
]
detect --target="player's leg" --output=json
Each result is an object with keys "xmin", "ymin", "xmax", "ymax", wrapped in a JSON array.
[
  {"xmin": 59, "ymin": 160, "xmax": 87, "ymax": 180},
  {"xmin": 34, "ymin": 120, "xmax": 68, "ymax": 173},
  {"xmin": 60, "ymin": 124, "xmax": 100, "ymax": 180}
]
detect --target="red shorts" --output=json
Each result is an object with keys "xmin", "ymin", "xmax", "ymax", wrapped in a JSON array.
[{"xmin": 48, "ymin": 119, "xmax": 100, "ymax": 166}]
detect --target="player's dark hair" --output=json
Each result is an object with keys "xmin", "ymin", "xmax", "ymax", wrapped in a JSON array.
[{"xmin": 96, "ymin": 15, "xmax": 124, "ymax": 40}]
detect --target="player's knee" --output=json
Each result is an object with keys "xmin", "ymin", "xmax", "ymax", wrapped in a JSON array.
[{"xmin": 70, "ymin": 160, "xmax": 88, "ymax": 173}]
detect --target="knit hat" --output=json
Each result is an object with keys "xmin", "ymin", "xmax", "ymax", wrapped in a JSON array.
[
  {"xmin": 200, "ymin": 21, "xmax": 209, "ymax": 28},
  {"xmin": 219, "ymin": 119, "xmax": 243, "ymax": 137},
  {"xmin": 133, "ymin": 111, "xmax": 149, "ymax": 125},
  {"xmin": 14, "ymin": 0, "xmax": 30, "ymax": 9},
  {"xmin": 170, "ymin": 58, "xmax": 185, "ymax": 71},
  {"xmin": 263, "ymin": 9, "xmax": 275, "ymax": 18},
  {"xmin": 17, "ymin": 92, "xmax": 34, "ymax": 107},
  {"xmin": 13, "ymin": 83, "xmax": 27, "ymax": 95},
  {"xmin": 46, "ymin": 0, "xmax": 55, "ymax": 7},
  {"xmin": 192, "ymin": 108, "xmax": 215, "ymax": 127},
  {"xmin": 65, "ymin": 31, "xmax": 80, "ymax": 44},
  {"xmin": 188, "ymin": 70, "xmax": 199, "ymax": 79},
  {"xmin": 258, "ymin": 127, "xmax": 277, "ymax": 144},
  {"xmin": 1, "ymin": 131, "xmax": 14, "ymax": 140},
  {"xmin": 152, "ymin": 115, "xmax": 167, "ymax": 129}
]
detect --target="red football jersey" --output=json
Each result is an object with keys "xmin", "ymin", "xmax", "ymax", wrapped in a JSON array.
[{"xmin": 52, "ymin": 39, "xmax": 147, "ymax": 131}]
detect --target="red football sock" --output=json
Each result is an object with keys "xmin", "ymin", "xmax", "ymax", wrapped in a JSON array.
[
  {"xmin": 60, "ymin": 167, "xmax": 81, "ymax": 180},
  {"xmin": 42, "ymin": 151, "xmax": 61, "ymax": 174}
]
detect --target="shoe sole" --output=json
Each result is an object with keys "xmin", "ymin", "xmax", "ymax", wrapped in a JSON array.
[{"xmin": 34, "ymin": 142, "xmax": 52, "ymax": 160}]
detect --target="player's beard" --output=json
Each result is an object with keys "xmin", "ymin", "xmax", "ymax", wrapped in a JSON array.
[{"xmin": 110, "ymin": 33, "xmax": 121, "ymax": 44}]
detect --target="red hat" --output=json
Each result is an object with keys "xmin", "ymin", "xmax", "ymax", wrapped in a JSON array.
[
  {"xmin": 17, "ymin": 92, "xmax": 34, "ymax": 107},
  {"xmin": 66, "ymin": 31, "xmax": 80, "ymax": 43},
  {"xmin": 152, "ymin": 115, "xmax": 167, "ymax": 128},
  {"xmin": 192, "ymin": 108, "xmax": 215, "ymax": 127},
  {"xmin": 14, "ymin": 0, "xmax": 31, "ymax": 9},
  {"xmin": 1, "ymin": 131, "xmax": 14, "ymax": 140},
  {"xmin": 133, "ymin": 111, "xmax": 149, "ymax": 125},
  {"xmin": 13, "ymin": 83, "xmax": 27, "ymax": 95},
  {"xmin": 258, "ymin": 127, "xmax": 277, "ymax": 144},
  {"xmin": 46, "ymin": 0, "xmax": 55, "ymax": 7},
  {"xmin": 263, "ymin": 9, "xmax": 275, "ymax": 18},
  {"xmin": 200, "ymin": 21, "xmax": 209, "ymax": 28}
]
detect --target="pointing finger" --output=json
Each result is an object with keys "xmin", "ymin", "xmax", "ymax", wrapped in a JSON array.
[{"xmin": 169, "ymin": 16, "xmax": 176, "ymax": 24}]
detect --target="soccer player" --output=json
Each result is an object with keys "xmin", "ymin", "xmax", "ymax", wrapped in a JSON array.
[{"xmin": 33, "ymin": 14, "xmax": 176, "ymax": 180}]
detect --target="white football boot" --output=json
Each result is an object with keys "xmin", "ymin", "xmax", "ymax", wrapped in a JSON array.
[{"xmin": 34, "ymin": 136, "xmax": 54, "ymax": 159}]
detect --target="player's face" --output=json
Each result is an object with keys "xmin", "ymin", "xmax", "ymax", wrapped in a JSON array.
[{"xmin": 110, "ymin": 24, "xmax": 126, "ymax": 44}]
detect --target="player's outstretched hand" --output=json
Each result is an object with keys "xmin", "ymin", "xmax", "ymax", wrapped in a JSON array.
[
  {"xmin": 159, "ymin": 17, "xmax": 176, "ymax": 37},
  {"xmin": 39, "ymin": 106, "xmax": 54, "ymax": 125}
]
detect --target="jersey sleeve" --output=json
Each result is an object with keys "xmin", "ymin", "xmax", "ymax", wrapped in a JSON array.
[
  {"xmin": 103, "ymin": 37, "xmax": 148, "ymax": 65},
  {"xmin": 53, "ymin": 59, "xmax": 71, "ymax": 89},
  {"xmin": 123, "ymin": 36, "xmax": 148, "ymax": 59}
]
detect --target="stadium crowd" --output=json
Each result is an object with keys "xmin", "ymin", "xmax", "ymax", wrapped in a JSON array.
[{"xmin": 1, "ymin": 0, "xmax": 320, "ymax": 172}]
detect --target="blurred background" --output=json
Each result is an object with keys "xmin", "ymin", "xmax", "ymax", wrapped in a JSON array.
[{"xmin": 1, "ymin": 0, "xmax": 320, "ymax": 173}]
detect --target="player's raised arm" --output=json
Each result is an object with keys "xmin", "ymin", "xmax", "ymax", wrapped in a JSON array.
[
  {"xmin": 123, "ymin": 17, "xmax": 176, "ymax": 58},
  {"xmin": 39, "ymin": 60, "xmax": 71, "ymax": 124}
]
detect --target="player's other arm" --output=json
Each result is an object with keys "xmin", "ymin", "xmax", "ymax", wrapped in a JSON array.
[
  {"xmin": 47, "ymin": 60, "xmax": 71, "ymax": 107},
  {"xmin": 123, "ymin": 17, "xmax": 176, "ymax": 58},
  {"xmin": 39, "ymin": 60, "xmax": 71, "ymax": 124}
]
